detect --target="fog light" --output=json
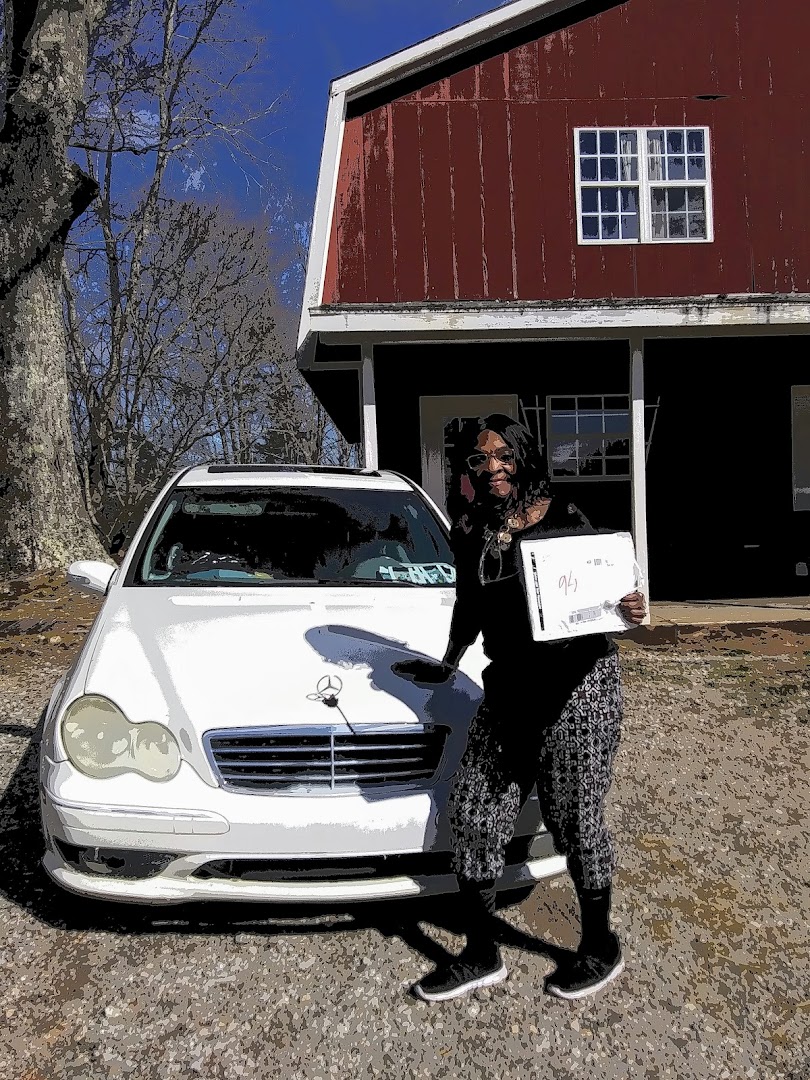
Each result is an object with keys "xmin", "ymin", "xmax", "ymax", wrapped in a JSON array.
[{"xmin": 54, "ymin": 840, "xmax": 177, "ymax": 879}]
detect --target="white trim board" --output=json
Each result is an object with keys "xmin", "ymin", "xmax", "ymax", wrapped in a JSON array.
[
  {"xmin": 331, "ymin": 0, "xmax": 584, "ymax": 99},
  {"xmin": 308, "ymin": 300, "xmax": 810, "ymax": 339},
  {"xmin": 298, "ymin": 92, "xmax": 347, "ymax": 349}
]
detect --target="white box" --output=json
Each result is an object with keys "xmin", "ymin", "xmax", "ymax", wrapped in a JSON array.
[{"xmin": 518, "ymin": 531, "xmax": 640, "ymax": 642}]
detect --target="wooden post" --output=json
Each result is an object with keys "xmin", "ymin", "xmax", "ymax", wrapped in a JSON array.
[
  {"xmin": 361, "ymin": 345, "xmax": 379, "ymax": 470},
  {"xmin": 630, "ymin": 336, "xmax": 650, "ymax": 612}
]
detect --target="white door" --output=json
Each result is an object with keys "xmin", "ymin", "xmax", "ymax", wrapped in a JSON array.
[{"xmin": 419, "ymin": 395, "xmax": 519, "ymax": 513}]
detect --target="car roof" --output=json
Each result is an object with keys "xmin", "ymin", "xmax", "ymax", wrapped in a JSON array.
[{"xmin": 176, "ymin": 464, "xmax": 414, "ymax": 492}]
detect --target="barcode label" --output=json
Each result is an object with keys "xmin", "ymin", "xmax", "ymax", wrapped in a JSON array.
[{"xmin": 569, "ymin": 606, "xmax": 602, "ymax": 625}]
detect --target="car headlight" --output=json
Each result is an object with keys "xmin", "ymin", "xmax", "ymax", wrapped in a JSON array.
[{"xmin": 60, "ymin": 695, "xmax": 181, "ymax": 782}]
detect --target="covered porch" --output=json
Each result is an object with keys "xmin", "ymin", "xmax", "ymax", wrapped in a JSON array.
[{"xmin": 299, "ymin": 302, "xmax": 810, "ymax": 602}]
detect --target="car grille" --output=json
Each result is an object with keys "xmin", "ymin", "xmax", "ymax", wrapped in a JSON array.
[
  {"xmin": 192, "ymin": 838, "xmax": 534, "ymax": 882},
  {"xmin": 204, "ymin": 724, "xmax": 449, "ymax": 793}
]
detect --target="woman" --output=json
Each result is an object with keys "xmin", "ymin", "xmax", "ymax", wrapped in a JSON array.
[{"xmin": 394, "ymin": 414, "xmax": 645, "ymax": 1004}]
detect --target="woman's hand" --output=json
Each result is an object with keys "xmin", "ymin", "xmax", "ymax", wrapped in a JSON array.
[
  {"xmin": 391, "ymin": 658, "xmax": 455, "ymax": 684},
  {"xmin": 618, "ymin": 591, "xmax": 646, "ymax": 624}
]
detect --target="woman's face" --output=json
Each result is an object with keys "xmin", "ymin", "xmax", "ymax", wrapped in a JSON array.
[{"xmin": 469, "ymin": 430, "xmax": 516, "ymax": 500}]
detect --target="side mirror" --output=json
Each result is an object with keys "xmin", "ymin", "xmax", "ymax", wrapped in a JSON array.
[{"xmin": 67, "ymin": 560, "xmax": 116, "ymax": 596}]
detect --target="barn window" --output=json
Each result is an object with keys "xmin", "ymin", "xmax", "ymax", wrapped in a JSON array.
[
  {"xmin": 575, "ymin": 127, "xmax": 713, "ymax": 245},
  {"xmin": 547, "ymin": 395, "xmax": 631, "ymax": 480}
]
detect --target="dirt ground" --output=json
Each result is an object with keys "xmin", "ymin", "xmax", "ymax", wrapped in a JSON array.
[{"xmin": 0, "ymin": 573, "xmax": 808, "ymax": 1080}]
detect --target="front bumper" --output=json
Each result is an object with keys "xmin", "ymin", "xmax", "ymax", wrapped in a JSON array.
[
  {"xmin": 42, "ymin": 838, "xmax": 566, "ymax": 905},
  {"xmin": 40, "ymin": 757, "xmax": 565, "ymax": 905}
]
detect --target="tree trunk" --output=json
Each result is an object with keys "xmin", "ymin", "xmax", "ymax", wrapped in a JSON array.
[
  {"xmin": 0, "ymin": 0, "xmax": 111, "ymax": 571},
  {"xmin": 0, "ymin": 242, "xmax": 107, "ymax": 570}
]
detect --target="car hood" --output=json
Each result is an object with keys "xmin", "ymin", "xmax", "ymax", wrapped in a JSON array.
[{"xmin": 82, "ymin": 587, "xmax": 485, "ymax": 761}]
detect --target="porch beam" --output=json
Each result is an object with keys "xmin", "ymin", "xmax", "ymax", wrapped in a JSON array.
[
  {"xmin": 361, "ymin": 345, "xmax": 379, "ymax": 470},
  {"xmin": 630, "ymin": 336, "xmax": 650, "ymax": 616},
  {"xmin": 309, "ymin": 298, "xmax": 810, "ymax": 340}
]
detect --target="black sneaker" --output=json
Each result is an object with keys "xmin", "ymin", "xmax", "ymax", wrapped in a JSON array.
[
  {"xmin": 544, "ymin": 935, "xmax": 624, "ymax": 1000},
  {"xmin": 412, "ymin": 947, "xmax": 507, "ymax": 1003}
]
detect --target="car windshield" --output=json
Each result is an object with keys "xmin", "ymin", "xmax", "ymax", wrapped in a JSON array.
[{"xmin": 133, "ymin": 486, "xmax": 456, "ymax": 587}]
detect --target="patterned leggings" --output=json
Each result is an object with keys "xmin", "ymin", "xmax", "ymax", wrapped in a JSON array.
[{"xmin": 447, "ymin": 652, "xmax": 623, "ymax": 891}]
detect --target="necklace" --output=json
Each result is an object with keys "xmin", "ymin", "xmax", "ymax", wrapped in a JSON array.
[
  {"xmin": 494, "ymin": 499, "xmax": 551, "ymax": 550},
  {"xmin": 496, "ymin": 516, "xmax": 522, "ymax": 550}
]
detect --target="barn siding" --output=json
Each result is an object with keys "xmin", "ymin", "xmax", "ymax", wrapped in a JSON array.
[{"xmin": 323, "ymin": 0, "xmax": 810, "ymax": 304}]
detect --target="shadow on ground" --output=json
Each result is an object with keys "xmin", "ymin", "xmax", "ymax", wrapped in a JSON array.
[{"xmin": 0, "ymin": 718, "xmax": 572, "ymax": 977}]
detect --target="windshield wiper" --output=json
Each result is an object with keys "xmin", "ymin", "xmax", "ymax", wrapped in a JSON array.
[{"xmin": 312, "ymin": 577, "xmax": 421, "ymax": 587}]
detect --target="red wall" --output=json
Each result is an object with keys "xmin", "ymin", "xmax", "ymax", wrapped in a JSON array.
[{"xmin": 323, "ymin": 0, "xmax": 810, "ymax": 305}]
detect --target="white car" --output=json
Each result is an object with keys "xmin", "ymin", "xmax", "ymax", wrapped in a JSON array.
[{"xmin": 39, "ymin": 465, "xmax": 565, "ymax": 905}]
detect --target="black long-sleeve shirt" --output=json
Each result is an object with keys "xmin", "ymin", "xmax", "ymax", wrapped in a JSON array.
[{"xmin": 449, "ymin": 497, "xmax": 618, "ymax": 708}]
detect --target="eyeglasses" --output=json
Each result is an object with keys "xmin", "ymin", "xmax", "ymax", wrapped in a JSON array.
[{"xmin": 466, "ymin": 448, "xmax": 516, "ymax": 471}]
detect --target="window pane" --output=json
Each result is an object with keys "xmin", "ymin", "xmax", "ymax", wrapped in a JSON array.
[
  {"xmin": 582, "ymin": 215, "xmax": 599, "ymax": 239},
  {"xmin": 668, "ymin": 189, "xmax": 686, "ymax": 213},
  {"xmin": 600, "ymin": 157, "xmax": 619, "ymax": 181},
  {"xmin": 580, "ymin": 397, "xmax": 602, "ymax": 409},
  {"xmin": 619, "ymin": 130, "xmax": 638, "ymax": 153},
  {"xmin": 605, "ymin": 457, "xmax": 630, "ymax": 476},
  {"xmin": 687, "ymin": 129, "xmax": 705, "ymax": 154},
  {"xmin": 580, "ymin": 456, "xmax": 603, "ymax": 476},
  {"xmin": 620, "ymin": 156, "xmax": 638, "ymax": 182},
  {"xmin": 551, "ymin": 412, "xmax": 577, "ymax": 434},
  {"xmin": 552, "ymin": 397, "xmax": 576, "ymax": 410},
  {"xmin": 666, "ymin": 129, "xmax": 685, "ymax": 154},
  {"xmin": 650, "ymin": 189, "xmax": 667, "ymax": 214},
  {"xmin": 601, "ymin": 216, "xmax": 620, "ymax": 240},
  {"xmin": 621, "ymin": 214, "xmax": 639, "ymax": 239},
  {"xmin": 578, "ymin": 413, "xmax": 604, "ymax": 434},
  {"xmin": 581, "ymin": 158, "xmax": 598, "ymax": 181},
  {"xmin": 647, "ymin": 130, "xmax": 665, "ymax": 179},
  {"xmin": 579, "ymin": 131, "xmax": 598, "ymax": 155},
  {"xmin": 652, "ymin": 213, "xmax": 667, "ymax": 239},
  {"xmin": 581, "ymin": 188, "xmax": 599, "ymax": 213},
  {"xmin": 604, "ymin": 405, "xmax": 630, "ymax": 431},
  {"xmin": 605, "ymin": 436, "xmax": 630, "ymax": 454},
  {"xmin": 669, "ymin": 214, "xmax": 687, "ymax": 238},
  {"xmin": 550, "ymin": 440, "xmax": 577, "ymax": 465},
  {"xmin": 687, "ymin": 188, "xmax": 705, "ymax": 212},
  {"xmin": 620, "ymin": 188, "xmax": 638, "ymax": 213},
  {"xmin": 600, "ymin": 188, "xmax": 618, "ymax": 213},
  {"xmin": 687, "ymin": 156, "xmax": 706, "ymax": 180},
  {"xmin": 599, "ymin": 130, "xmax": 618, "ymax": 154},
  {"xmin": 688, "ymin": 214, "xmax": 707, "ymax": 239},
  {"xmin": 668, "ymin": 156, "xmax": 686, "ymax": 180}
]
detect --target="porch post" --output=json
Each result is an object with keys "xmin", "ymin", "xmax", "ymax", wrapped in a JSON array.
[
  {"xmin": 630, "ymin": 335, "xmax": 650, "ymax": 608},
  {"xmin": 361, "ymin": 344, "xmax": 379, "ymax": 470}
]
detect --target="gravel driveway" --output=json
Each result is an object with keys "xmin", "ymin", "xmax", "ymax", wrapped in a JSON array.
[{"xmin": 0, "ymin": 589, "xmax": 808, "ymax": 1079}]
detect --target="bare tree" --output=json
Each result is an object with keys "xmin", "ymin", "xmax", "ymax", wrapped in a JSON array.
[
  {"xmin": 67, "ymin": 199, "xmax": 289, "ymax": 549},
  {"xmin": 0, "ymin": 0, "xmax": 109, "ymax": 570},
  {"xmin": 65, "ymin": 0, "xmax": 356, "ymax": 551},
  {"xmin": 62, "ymin": 0, "xmax": 289, "ymax": 548}
]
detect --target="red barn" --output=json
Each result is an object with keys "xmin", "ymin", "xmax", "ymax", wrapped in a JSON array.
[{"xmin": 297, "ymin": 0, "xmax": 810, "ymax": 601}]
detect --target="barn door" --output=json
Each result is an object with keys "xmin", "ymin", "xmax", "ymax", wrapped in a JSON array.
[{"xmin": 419, "ymin": 395, "xmax": 519, "ymax": 514}]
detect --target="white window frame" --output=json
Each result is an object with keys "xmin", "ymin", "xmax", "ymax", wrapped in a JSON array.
[
  {"xmin": 574, "ymin": 126, "xmax": 714, "ymax": 246},
  {"xmin": 546, "ymin": 394, "xmax": 631, "ymax": 483}
]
